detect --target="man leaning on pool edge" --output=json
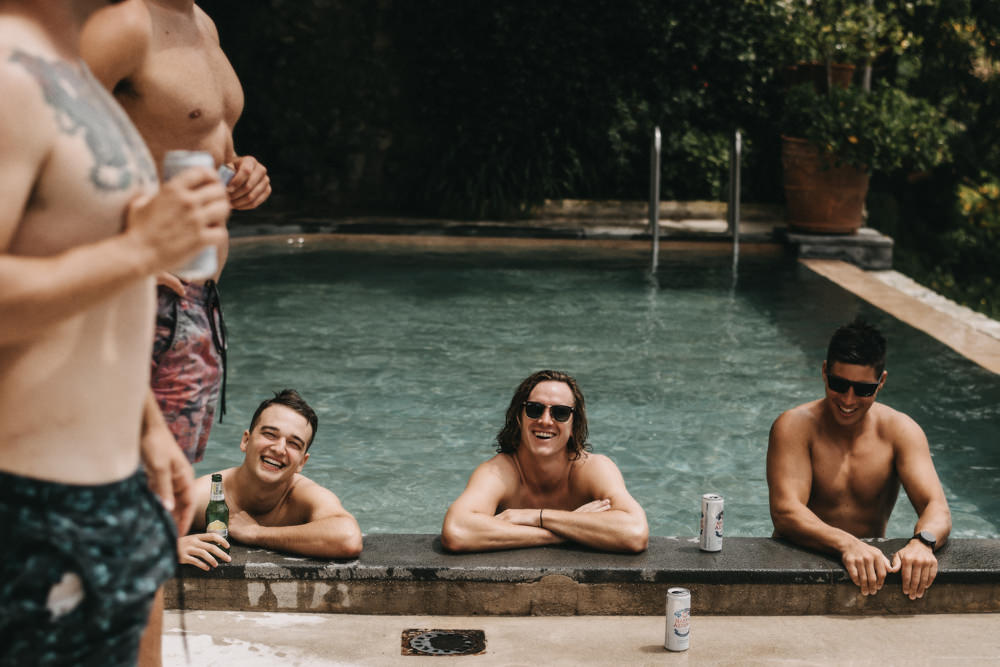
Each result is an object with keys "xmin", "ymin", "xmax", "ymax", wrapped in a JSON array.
[
  {"xmin": 767, "ymin": 318, "xmax": 951, "ymax": 600},
  {"xmin": 441, "ymin": 370, "xmax": 649, "ymax": 554}
]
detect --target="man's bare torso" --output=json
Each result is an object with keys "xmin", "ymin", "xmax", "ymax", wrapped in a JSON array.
[
  {"xmin": 496, "ymin": 452, "xmax": 598, "ymax": 513},
  {"xmin": 798, "ymin": 400, "xmax": 901, "ymax": 537},
  {"xmin": 114, "ymin": 1, "xmax": 243, "ymax": 168},
  {"xmin": 0, "ymin": 21, "xmax": 159, "ymax": 484},
  {"xmin": 190, "ymin": 466, "xmax": 312, "ymax": 531}
]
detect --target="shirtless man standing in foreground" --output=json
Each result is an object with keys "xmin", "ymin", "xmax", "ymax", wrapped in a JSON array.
[
  {"xmin": 81, "ymin": 6, "xmax": 270, "ymax": 660},
  {"xmin": 0, "ymin": 1, "xmax": 229, "ymax": 663},
  {"xmin": 82, "ymin": 0, "xmax": 272, "ymax": 465},
  {"xmin": 178, "ymin": 389, "xmax": 363, "ymax": 570},
  {"xmin": 442, "ymin": 370, "xmax": 649, "ymax": 553},
  {"xmin": 767, "ymin": 318, "xmax": 952, "ymax": 600}
]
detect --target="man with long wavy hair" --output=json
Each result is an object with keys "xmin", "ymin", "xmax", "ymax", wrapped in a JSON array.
[{"xmin": 442, "ymin": 370, "xmax": 648, "ymax": 553}]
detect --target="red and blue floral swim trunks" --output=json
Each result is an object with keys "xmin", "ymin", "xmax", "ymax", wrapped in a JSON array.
[{"xmin": 151, "ymin": 280, "xmax": 226, "ymax": 463}]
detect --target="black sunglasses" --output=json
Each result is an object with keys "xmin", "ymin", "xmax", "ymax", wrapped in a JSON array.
[
  {"xmin": 827, "ymin": 373, "xmax": 880, "ymax": 397},
  {"xmin": 523, "ymin": 401, "xmax": 574, "ymax": 423}
]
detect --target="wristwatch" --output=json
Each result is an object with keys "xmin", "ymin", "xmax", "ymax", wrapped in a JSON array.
[{"xmin": 909, "ymin": 529, "xmax": 937, "ymax": 551}]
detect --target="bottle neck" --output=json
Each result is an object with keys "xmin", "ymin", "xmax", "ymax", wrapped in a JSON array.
[{"xmin": 210, "ymin": 479, "xmax": 224, "ymax": 501}]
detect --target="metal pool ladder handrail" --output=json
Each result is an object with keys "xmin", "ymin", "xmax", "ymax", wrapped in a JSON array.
[
  {"xmin": 649, "ymin": 127, "xmax": 741, "ymax": 275},
  {"xmin": 729, "ymin": 129, "xmax": 742, "ymax": 281},
  {"xmin": 649, "ymin": 126, "xmax": 661, "ymax": 273}
]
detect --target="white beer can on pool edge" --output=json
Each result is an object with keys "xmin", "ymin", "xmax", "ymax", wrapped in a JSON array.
[
  {"xmin": 664, "ymin": 587, "xmax": 691, "ymax": 651},
  {"xmin": 162, "ymin": 150, "xmax": 218, "ymax": 281},
  {"xmin": 699, "ymin": 493, "xmax": 724, "ymax": 552}
]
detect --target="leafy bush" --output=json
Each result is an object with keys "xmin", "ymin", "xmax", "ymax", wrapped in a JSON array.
[{"xmin": 782, "ymin": 82, "xmax": 960, "ymax": 174}]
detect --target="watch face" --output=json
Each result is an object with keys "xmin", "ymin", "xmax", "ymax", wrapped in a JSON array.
[{"xmin": 918, "ymin": 530, "xmax": 936, "ymax": 547}]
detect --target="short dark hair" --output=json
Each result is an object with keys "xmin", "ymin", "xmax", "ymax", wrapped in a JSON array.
[
  {"xmin": 826, "ymin": 318, "xmax": 887, "ymax": 376},
  {"xmin": 248, "ymin": 389, "xmax": 319, "ymax": 450},
  {"xmin": 495, "ymin": 370, "xmax": 591, "ymax": 460}
]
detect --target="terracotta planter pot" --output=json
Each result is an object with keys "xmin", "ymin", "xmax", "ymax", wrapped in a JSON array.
[{"xmin": 781, "ymin": 136, "xmax": 870, "ymax": 235}]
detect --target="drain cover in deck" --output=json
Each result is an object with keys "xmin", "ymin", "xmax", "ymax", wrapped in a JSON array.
[{"xmin": 401, "ymin": 629, "xmax": 486, "ymax": 656}]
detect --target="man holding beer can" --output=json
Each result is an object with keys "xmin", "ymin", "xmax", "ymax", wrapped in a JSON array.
[
  {"xmin": 82, "ymin": 4, "xmax": 271, "ymax": 663},
  {"xmin": 767, "ymin": 318, "xmax": 951, "ymax": 600},
  {"xmin": 0, "ymin": 1, "xmax": 229, "ymax": 663},
  {"xmin": 82, "ymin": 0, "xmax": 272, "ymax": 466}
]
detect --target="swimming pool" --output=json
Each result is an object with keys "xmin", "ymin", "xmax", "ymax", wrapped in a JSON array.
[{"xmin": 196, "ymin": 235, "xmax": 1000, "ymax": 539}]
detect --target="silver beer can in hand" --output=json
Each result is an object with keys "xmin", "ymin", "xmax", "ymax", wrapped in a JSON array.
[
  {"xmin": 162, "ymin": 150, "xmax": 219, "ymax": 282},
  {"xmin": 699, "ymin": 493, "xmax": 724, "ymax": 552},
  {"xmin": 664, "ymin": 587, "xmax": 691, "ymax": 651}
]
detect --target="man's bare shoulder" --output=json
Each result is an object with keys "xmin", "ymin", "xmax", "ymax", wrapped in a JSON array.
[
  {"xmin": 480, "ymin": 452, "xmax": 518, "ymax": 473},
  {"xmin": 196, "ymin": 466, "xmax": 238, "ymax": 486},
  {"xmin": 870, "ymin": 402, "xmax": 926, "ymax": 446},
  {"xmin": 80, "ymin": 0, "xmax": 152, "ymax": 87},
  {"xmin": 193, "ymin": 4, "xmax": 222, "ymax": 43},
  {"xmin": 772, "ymin": 399, "xmax": 824, "ymax": 434},
  {"xmin": 572, "ymin": 452, "xmax": 618, "ymax": 475},
  {"xmin": 284, "ymin": 474, "xmax": 351, "ymax": 515}
]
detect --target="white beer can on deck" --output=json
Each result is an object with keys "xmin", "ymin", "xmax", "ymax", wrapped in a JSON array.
[
  {"xmin": 699, "ymin": 493, "xmax": 724, "ymax": 552},
  {"xmin": 162, "ymin": 150, "xmax": 219, "ymax": 281},
  {"xmin": 664, "ymin": 587, "xmax": 691, "ymax": 651}
]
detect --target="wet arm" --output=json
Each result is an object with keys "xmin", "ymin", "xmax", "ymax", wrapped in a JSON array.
[
  {"xmin": 766, "ymin": 414, "xmax": 863, "ymax": 555},
  {"xmin": 533, "ymin": 457, "xmax": 648, "ymax": 553},
  {"xmin": 232, "ymin": 483, "xmax": 363, "ymax": 559},
  {"xmin": 895, "ymin": 416, "xmax": 951, "ymax": 546},
  {"xmin": 441, "ymin": 462, "xmax": 564, "ymax": 552}
]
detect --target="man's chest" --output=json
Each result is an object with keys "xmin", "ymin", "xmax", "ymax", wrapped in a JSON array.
[
  {"xmin": 811, "ymin": 439, "xmax": 897, "ymax": 502},
  {"xmin": 132, "ymin": 46, "xmax": 243, "ymax": 132}
]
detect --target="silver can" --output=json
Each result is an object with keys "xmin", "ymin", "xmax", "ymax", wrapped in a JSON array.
[
  {"xmin": 699, "ymin": 493, "xmax": 724, "ymax": 552},
  {"xmin": 664, "ymin": 587, "xmax": 691, "ymax": 651},
  {"xmin": 162, "ymin": 150, "xmax": 218, "ymax": 281}
]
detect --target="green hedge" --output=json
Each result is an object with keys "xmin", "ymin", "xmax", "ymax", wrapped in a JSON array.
[
  {"xmin": 200, "ymin": 0, "xmax": 785, "ymax": 217},
  {"xmin": 199, "ymin": 1, "xmax": 999, "ymax": 317}
]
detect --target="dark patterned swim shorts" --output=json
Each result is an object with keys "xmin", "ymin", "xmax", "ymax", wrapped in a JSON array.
[
  {"xmin": 151, "ymin": 280, "xmax": 226, "ymax": 463},
  {"xmin": 0, "ymin": 469, "xmax": 177, "ymax": 667}
]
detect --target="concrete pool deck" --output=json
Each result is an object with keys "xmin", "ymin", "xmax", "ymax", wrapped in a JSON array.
[
  {"xmin": 164, "ymin": 537, "xmax": 1000, "ymax": 664},
  {"xmin": 162, "ymin": 611, "xmax": 1000, "ymax": 666}
]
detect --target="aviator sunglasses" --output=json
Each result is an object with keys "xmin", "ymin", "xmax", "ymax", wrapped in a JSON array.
[
  {"xmin": 523, "ymin": 401, "xmax": 575, "ymax": 422},
  {"xmin": 826, "ymin": 373, "xmax": 881, "ymax": 397}
]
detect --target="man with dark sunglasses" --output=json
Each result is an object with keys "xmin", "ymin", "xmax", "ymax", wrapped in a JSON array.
[
  {"xmin": 767, "ymin": 318, "xmax": 951, "ymax": 601},
  {"xmin": 441, "ymin": 370, "xmax": 649, "ymax": 553}
]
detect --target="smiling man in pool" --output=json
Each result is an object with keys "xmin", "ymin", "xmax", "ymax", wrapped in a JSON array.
[
  {"xmin": 178, "ymin": 389, "xmax": 362, "ymax": 569},
  {"xmin": 441, "ymin": 370, "xmax": 649, "ymax": 553},
  {"xmin": 767, "ymin": 318, "xmax": 952, "ymax": 600}
]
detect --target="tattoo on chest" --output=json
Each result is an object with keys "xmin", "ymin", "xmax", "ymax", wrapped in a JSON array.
[{"xmin": 10, "ymin": 50, "xmax": 157, "ymax": 191}]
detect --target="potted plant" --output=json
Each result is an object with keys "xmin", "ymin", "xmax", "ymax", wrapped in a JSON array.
[{"xmin": 765, "ymin": 0, "xmax": 961, "ymax": 233}]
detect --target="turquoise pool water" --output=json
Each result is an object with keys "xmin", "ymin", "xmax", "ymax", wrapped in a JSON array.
[{"xmin": 196, "ymin": 236, "xmax": 1000, "ymax": 538}]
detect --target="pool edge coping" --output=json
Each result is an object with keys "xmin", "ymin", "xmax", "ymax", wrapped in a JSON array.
[{"xmin": 801, "ymin": 259, "xmax": 1000, "ymax": 375}]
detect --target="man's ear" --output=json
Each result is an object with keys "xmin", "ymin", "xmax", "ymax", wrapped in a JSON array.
[
  {"xmin": 240, "ymin": 430, "xmax": 250, "ymax": 453},
  {"xmin": 297, "ymin": 452, "xmax": 309, "ymax": 473},
  {"xmin": 876, "ymin": 369, "xmax": 888, "ymax": 392}
]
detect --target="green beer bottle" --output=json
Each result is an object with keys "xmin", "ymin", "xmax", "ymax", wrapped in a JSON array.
[{"xmin": 205, "ymin": 473, "xmax": 230, "ymax": 555}]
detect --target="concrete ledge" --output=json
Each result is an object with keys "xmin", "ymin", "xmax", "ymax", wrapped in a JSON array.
[
  {"xmin": 782, "ymin": 227, "xmax": 894, "ymax": 270},
  {"xmin": 166, "ymin": 536, "xmax": 1000, "ymax": 616}
]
